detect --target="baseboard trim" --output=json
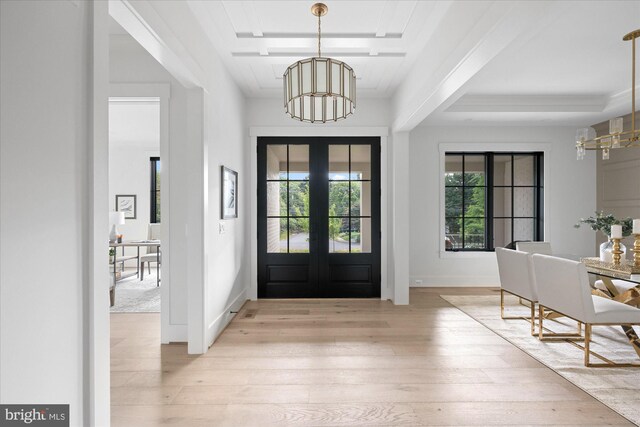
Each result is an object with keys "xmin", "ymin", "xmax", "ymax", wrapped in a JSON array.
[
  {"xmin": 161, "ymin": 324, "xmax": 187, "ymax": 343},
  {"xmin": 206, "ymin": 289, "xmax": 248, "ymax": 348},
  {"xmin": 411, "ymin": 275, "xmax": 499, "ymax": 287}
]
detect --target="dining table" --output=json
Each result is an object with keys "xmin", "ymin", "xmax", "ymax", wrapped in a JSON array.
[{"xmin": 579, "ymin": 257, "xmax": 640, "ymax": 358}]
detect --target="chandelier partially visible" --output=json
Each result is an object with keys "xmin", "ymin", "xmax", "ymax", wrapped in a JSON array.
[
  {"xmin": 576, "ymin": 29, "xmax": 640, "ymax": 160},
  {"xmin": 283, "ymin": 3, "xmax": 356, "ymax": 123}
]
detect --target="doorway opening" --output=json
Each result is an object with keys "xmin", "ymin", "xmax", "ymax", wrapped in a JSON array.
[
  {"xmin": 108, "ymin": 97, "xmax": 162, "ymax": 312},
  {"xmin": 258, "ymin": 137, "xmax": 381, "ymax": 298}
]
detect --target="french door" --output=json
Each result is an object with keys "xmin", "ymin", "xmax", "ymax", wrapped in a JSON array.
[{"xmin": 257, "ymin": 137, "xmax": 381, "ymax": 298}]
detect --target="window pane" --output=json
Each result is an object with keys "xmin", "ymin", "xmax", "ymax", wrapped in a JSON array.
[
  {"xmin": 329, "ymin": 181, "xmax": 349, "ymax": 216},
  {"xmin": 442, "ymin": 152, "xmax": 542, "ymax": 251},
  {"xmin": 266, "ymin": 145, "xmax": 287, "ymax": 180},
  {"xmin": 493, "ymin": 187, "xmax": 511, "ymax": 218},
  {"xmin": 267, "ymin": 218, "xmax": 288, "ymax": 253},
  {"xmin": 329, "ymin": 217, "xmax": 349, "ymax": 253},
  {"xmin": 514, "ymin": 218, "xmax": 535, "ymax": 241},
  {"xmin": 493, "ymin": 218, "xmax": 512, "ymax": 248},
  {"xmin": 513, "ymin": 187, "xmax": 535, "ymax": 217},
  {"xmin": 494, "ymin": 155, "xmax": 512, "ymax": 186},
  {"xmin": 445, "ymin": 155, "xmax": 463, "ymax": 186},
  {"xmin": 289, "ymin": 217, "xmax": 309, "ymax": 253},
  {"xmin": 267, "ymin": 181, "xmax": 287, "ymax": 216},
  {"xmin": 513, "ymin": 155, "xmax": 535, "ymax": 186},
  {"xmin": 464, "ymin": 187, "xmax": 485, "ymax": 217},
  {"xmin": 350, "ymin": 181, "xmax": 370, "ymax": 216},
  {"xmin": 445, "ymin": 218, "xmax": 462, "ymax": 250},
  {"xmin": 289, "ymin": 145, "xmax": 309, "ymax": 180},
  {"xmin": 351, "ymin": 145, "xmax": 371, "ymax": 180},
  {"xmin": 329, "ymin": 145, "xmax": 349, "ymax": 180},
  {"xmin": 155, "ymin": 191, "xmax": 161, "ymax": 223},
  {"xmin": 464, "ymin": 218, "xmax": 485, "ymax": 249},
  {"xmin": 289, "ymin": 181, "xmax": 309, "ymax": 216},
  {"xmin": 464, "ymin": 155, "xmax": 485, "ymax": 186},
  {"xmin": 351, "ymin": 217, "xmax": 371, "ymax": 253},
  {"xmin": 445, "ymin": 187, "xmax": 463, "ymax": 217}
]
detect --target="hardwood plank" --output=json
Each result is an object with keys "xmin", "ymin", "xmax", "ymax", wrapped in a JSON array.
[
  {"xmin": 221, "ymin": 403, "xmax": 420, "ymax": 426},
  {"xmin": 171, "ymin": 385, "xmax": 311, "ymax": 404},
  {"xmin": 246, "ymin": 368, "xmax": 494, "ymax": 385},
  {"xmin": 409, "ymin": 401, "xmax": 631, "ymax": 426},
  {"xmin": 307, "ymin": 383, "xmax": 588, "ymax": 404}
]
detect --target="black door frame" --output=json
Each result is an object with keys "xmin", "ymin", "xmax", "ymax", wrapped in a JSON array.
[{"xmin": 257, "ymin": 136, "xmax": 381, "ymax": 298}]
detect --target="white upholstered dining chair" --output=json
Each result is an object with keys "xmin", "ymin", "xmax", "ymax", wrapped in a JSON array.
[
  {"xmin": 532, "ymin": 254, "xmax": 640, "ymax": 367},
  {"xmin": 140, "ymin": 223, "xmax": 161, "ymax": 286},
  {"xmin": 516, "ymin": 241, "xmax": 552, "ymax": 255},
  {"xmin": 496, "ymin": 248, "xmax": 538, "ymax": 335}
]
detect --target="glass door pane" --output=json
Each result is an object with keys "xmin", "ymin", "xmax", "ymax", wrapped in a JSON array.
[
  {"xmin": 328, "ymin": 144, "xmax": 371, "ymax": 253},
  {"xmin": 266, "ymin": 144, "xmax": 309, "ymax": 253}
]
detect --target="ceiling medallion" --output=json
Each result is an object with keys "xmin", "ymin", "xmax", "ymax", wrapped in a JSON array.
[
  {"xmin": 283, "ymin": 3, "xmax": 356, "ymax": 123},
  {"xmin": 576, "ymin": 29, "xmax": 640, "ymax": 160}
]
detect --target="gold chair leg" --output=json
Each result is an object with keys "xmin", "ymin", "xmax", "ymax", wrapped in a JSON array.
[
  {"xmin": 584, "ymin": 323, "xmax": 591, "ymax": 367},
  {"xmin": 537, "ymin": 304, "xmax": 583, "ymax": 341},
  {"xmin": 538, "ymin": 305, "xmax": 544, "ymax": 340},
  {"xmin": 500, "ymin": 289, "xmax": 505, "ymax": 319},
  {"xmin": 530, "ymin": 302, "xmax": 536, "ymax": 336}
]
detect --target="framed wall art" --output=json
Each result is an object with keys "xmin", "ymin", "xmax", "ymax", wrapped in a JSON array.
[
  {"xmin": 115, "ymin": 194, "xmax": 137, "ymax": 219},
  {"xmin": 221, "ymin": 166, "xmax": 238, "ymax": 219}
]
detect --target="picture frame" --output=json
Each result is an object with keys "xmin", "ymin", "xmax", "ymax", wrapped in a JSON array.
[
  {"xmin": 115, "ymin": 194, "xmax": 137, "ymax": 219},
  {"xmin": 221, "ymin": 166, "xmax": 238, "ymax": 219}
]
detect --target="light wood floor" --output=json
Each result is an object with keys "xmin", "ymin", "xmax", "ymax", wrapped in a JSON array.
[{"xmin": 111, "ymin": 288, "xmax": 633, "ymax": 426}]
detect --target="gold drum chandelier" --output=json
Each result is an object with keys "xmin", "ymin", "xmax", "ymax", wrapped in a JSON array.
[
  {"xmin": 283, "ymin": 3, "xmax": 356, "ymax": 123},
  {"xmin": 576, "ymin": 29, "xmax": 640, "ymax": 160}
]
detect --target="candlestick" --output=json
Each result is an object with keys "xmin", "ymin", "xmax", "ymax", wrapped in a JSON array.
[
  {"xmin": 611, "ymin": 224, "xmax": 623, "ymax": 239},
  {"xmin": 611, "ymin": 238, "xmax": 623, "ymax": 266},
  {"xmin": 633, "ymin": 233, "xmax": 640, "ymax": 273},
  {"xmin": 633, "ymin": 219, "xmax": 640, "ymax": 234}
]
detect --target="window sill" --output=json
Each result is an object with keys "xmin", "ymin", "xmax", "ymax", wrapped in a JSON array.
[{"xmin": 439, "ymin": 251, "xmax": 496, "ymax": 259}]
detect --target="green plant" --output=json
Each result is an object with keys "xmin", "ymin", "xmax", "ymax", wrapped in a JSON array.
[
  {"xmin": 109, "ymin": 248, "xmax": 115, "ymax": 257},
  {"xmin": 574, "ymin": 211, "xmax": 633, "ymax": 237}
]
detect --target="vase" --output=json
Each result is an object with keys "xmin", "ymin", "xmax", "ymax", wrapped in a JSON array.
[{"xmin": 599, "ymin": 238, "xmax": 626, "ymax": 263}]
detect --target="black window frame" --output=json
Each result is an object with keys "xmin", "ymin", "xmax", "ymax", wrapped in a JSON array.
[
  {"xmin": 150, "ymin": 157, "xmax": 160, "ymax": 224},
  {"xmin": 445, "ymin": 152, "xmax": 544, "ymax": 252}
]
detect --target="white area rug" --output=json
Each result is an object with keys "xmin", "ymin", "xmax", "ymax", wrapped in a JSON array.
[
  {"xmin": 110, "ymin": 272, "xmax": 160, "ymax": 313},
  {"xmin": 441, "ymin": 294, "xmax": 640, "ymax": 426}
]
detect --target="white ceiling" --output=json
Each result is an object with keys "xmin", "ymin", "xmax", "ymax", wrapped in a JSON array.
[
  {"xmin": 423, "ymin": 1, "xmax": 640, "ymax": 126},
  {"xmin": 111, "ymin": 1, "xmax": 640, "ymax": 127},
  {"xmin": 187, "ymin": 0, "xmax": 440, "ymax": 99}
]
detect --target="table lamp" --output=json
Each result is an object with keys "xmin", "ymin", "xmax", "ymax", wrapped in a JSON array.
[{"xmin": 109, "ymin": 211, "xmax": 125, "ymax": 243}]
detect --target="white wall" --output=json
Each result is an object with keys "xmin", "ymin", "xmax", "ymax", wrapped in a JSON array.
[
  {"xmin": 110, "ymin": 36, "xmax": 189, "ymax": 339},
  {"xmin": 409, "ymin": 125, "xmax": 597, "ymax": 287},
  {"xmin": 108, "ymin": 101, "xmax": 160, "ymax": 244},
  {"xmin": 1, "ymin": 1, "xmax": 98, "ymax": 424},
  {"xmin": 117, "ymin": 1, "xmax": 250, "ymax": 352},
  {"xmin": 202, "ymin": 61, "xmax": 248, "ymax": 348}
]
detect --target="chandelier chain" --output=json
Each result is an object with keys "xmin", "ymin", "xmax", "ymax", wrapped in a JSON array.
[
  {"xmin": 633, "ymin": 35, "xmax": 636, "ymax": 136},
  {"xmin": 317, "ymin": 12, "xmax": 321, "ymax": 57}
]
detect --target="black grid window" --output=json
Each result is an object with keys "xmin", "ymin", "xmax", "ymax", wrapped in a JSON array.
[
  {"xmin": 266, "ymin": 145, "xmax": 310, "ymax": 253},
  {"xmin": 150, "ymin": 157, "xmax": 160, "ymax": 223},
  {"xmin": 445, "ymin": 152, "xmax": 543, "ymax": 251},
  {"xmin": 328, "ymin": 144, "xmax": 371, "ymax": 253}
]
